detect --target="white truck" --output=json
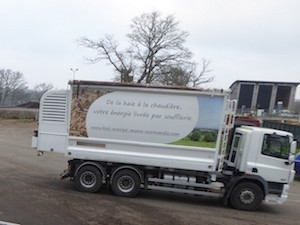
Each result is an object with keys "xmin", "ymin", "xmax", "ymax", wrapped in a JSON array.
[{"xmin": 32, "ymin": 80, "xmax": 297, "ymax": 211}]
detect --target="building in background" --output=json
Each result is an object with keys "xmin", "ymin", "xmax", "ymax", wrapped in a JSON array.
[{"xmin": 230, "ymin": 80, "xmax": 299, "ymax": 115}]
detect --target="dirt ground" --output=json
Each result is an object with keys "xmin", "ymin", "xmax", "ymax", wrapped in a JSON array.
[{"xmin": 0, "ymin": 119, "xmax": 300, "ymax": 225}]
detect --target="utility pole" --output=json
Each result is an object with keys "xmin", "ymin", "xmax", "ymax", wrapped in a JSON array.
[{"xmin": 70, "ymin": 68, "xmax": 78, "ymax": 80}]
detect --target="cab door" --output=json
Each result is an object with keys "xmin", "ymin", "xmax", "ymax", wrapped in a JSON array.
[
  {"xmin": 254, "ymin": 134, "xmax": 293, "ymax": 183},
  {"xmin": 226, "ymin": 133, "xmax": 243, "ymax": 167}
]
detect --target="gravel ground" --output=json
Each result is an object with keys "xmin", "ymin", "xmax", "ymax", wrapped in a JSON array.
[{"xmin": 0, "ymin": 119, "xmax": 300, "ymax": 225}]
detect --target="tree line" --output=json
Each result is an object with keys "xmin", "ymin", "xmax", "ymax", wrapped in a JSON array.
[{"xmin": 0, "ymin": 69, "xmax": 53, "ymax": 107}]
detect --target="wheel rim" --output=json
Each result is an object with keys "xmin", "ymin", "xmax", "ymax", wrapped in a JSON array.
[
  {"xmin": 80, "ymin": 171, "xmax": 97, "ymax": 188},
  {"xmin": 117, "ymin": 175, "xmax": 135, "ymax": 193},
  {"xmin": 239, "ymin": 189, "xmax": 255, "ymax": 205}
]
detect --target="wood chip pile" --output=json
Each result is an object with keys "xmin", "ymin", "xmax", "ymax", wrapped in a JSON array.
[{"xmin": 70, "ymin": 86, "xmax": 110, "ymax": 137}]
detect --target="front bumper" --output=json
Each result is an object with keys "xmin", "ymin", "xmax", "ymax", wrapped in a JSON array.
[{"xmin": 264, "ymin": 184, "xmax": 290, "ymax": 205}]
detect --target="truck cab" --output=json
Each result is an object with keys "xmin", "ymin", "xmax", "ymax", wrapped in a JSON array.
[{"xmin": 225, "ymin": 126, "xmax": 296, "ymax": 205}]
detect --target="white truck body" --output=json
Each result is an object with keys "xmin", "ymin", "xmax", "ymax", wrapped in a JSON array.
[
  {"xmin": 35, "ymin": 81, "xmax": 235, "ymax": 172},
  {"xmin": 32, "ymin": 80, "xmax": 296, "ymax": 210}
]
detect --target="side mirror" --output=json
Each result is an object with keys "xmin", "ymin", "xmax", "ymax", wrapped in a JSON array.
[
  {"xmin": 289, "ymin": 154, "xmax": 295, "ymax": 162},
  {"xmin": 290, "ymin": 141, "xmax": 297, "ymax": 155},
  {"xmin": 285, "ymin": 155, "xmax": 295, "ymax": 165}
]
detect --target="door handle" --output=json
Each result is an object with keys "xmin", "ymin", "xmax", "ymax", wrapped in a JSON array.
[
  {"xmin": 285, "ymin": 161, "xmax": 293, "ymax": 165},
  {"xmin": 252, "ymin": 168, "xmax": 258, "ymax": 173}
]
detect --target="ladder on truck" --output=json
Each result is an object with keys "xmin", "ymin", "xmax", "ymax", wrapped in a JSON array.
[{"xmin": 217, "ymin": 99, "xmax": 237, "ymax": 172}]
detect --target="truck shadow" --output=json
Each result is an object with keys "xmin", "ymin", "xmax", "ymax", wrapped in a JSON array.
[
  {"xmin": 136, "ymin": 189, "xmax": 279, "ymax": 213},
  {"xmin": 37, "ymin": 176, "xmax": 284, "ymax": 214}
]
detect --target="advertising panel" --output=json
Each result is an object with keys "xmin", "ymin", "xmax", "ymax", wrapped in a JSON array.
[{"xmin": 70, "ymin": 86, "xmax": 224, "ymax": 148}]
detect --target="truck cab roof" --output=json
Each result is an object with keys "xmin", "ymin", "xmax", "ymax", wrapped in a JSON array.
[{"xmin": 237, "ymin": 126, "xmax": 293, "ymax": 137}]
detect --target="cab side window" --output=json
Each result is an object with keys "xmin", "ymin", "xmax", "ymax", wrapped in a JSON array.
[{"xmin": 262, "ymin": 134, "xmax": 289, "ymax": 159}]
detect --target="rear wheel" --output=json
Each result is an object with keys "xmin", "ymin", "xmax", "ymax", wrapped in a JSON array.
[
  {"xmin": 111, "ymin": 169, "xmax": 140, "ymax": 197},
  {"xmin": 75, "ymin": 165, "xmax": 102, "ymax": 193},
  {"xmin": 230, "ymin": 182, "xmax": 263, "ymax": 211}
]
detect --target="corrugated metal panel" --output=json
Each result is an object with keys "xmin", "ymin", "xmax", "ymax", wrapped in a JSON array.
[{"xmin": 41, "ymin": 92, "xmax": 67, "ymax": 123}]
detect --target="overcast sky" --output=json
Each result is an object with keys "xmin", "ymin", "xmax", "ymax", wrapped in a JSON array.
[{"xmin": 1, "ymin": 0, "xmax": 300, "ymax": 98}]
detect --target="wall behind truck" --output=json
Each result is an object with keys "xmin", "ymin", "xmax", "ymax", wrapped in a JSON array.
[{"xmin": 68, "ymin": 82, "xmax": 226, "ymax": 148}]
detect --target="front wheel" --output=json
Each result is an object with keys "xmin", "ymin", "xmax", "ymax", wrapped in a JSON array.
[
  {"xmin": 230, "ymin": 182, "xmax": 263, "ymax": 211},
  {"xmin": 111, "ymin": 169, "xmax": 141, "ymax": 197}
]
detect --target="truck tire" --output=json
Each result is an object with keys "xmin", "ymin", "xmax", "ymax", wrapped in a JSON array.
[
  {"xmin": 230, "ymin": 182, "xmax": 263, "ymax": 211},
  {"xmin": 111, "ymin": 169, "xmax": 140, "ymax": 197},
  {"xmin": 75, "ymin": 165, "xmax": 102, "ymax": 193}
]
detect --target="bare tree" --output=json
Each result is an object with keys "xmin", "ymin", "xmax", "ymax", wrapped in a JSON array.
[
  {"xmin": 158, "ymin": 64, "xmax": 192, "ymax": 86},
  {"xmin": 79, "ymin": 35, "xmax": 134, "ymax": 82},
  {"xmin": 8, "ymin": 86, "xmax": 30, "ymax": 106},
  {"xmin": 79, "ymin": 11, "xmax": 202, "ymax": 85},
  {"xmin": 128, "ymin": 11, "xmax": 191, "ymax": 83},
  {"xmin": 0, "ymin": 69, "xmax": 27, "ymax": 107},
  {"xmin": 190, "ymin": 59, "xmax": 214, "ymax": 87},
  {"xmin": 158, "ymin": 59, "xmax": 214, "ymax": 87},
  {"xmin": 31, "ymin": 83, "xmax": 54, "ymax": 101}
]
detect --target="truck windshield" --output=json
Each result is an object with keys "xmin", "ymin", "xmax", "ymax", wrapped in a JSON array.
[{"xmin": 262, "ymin": 134, "xmax": 290, "ymax": 159}]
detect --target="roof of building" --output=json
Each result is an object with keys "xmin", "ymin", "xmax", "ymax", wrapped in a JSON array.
[{"xmin": 230, "ymin": 80, "xmax": 300, "ymax": 88}]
